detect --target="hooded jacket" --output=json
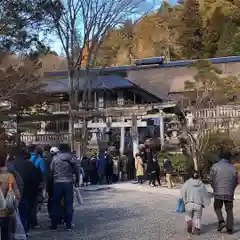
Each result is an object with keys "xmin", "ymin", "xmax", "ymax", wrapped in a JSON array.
[
  {"xmin": 180, "ymin": 178, "xmax": 210, "ymax": 207},
  {"xmin": 51, "ymin": 152, "xmax": 79, "ymax": 184},
  {"xmin": 30, "ymin": 152, "xmax": 46, "ymax": 176}
]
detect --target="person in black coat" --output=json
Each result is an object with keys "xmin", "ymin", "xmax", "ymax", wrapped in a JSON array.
[
  {"xmin": 81, "ymin": 156, "xmax": 90, "ymax": 186},
  {"xmin": 153, "ymin": 155, "xmax": 161, "ymax": 186},
  {"xmin": 147, "ymin": 159, "xmax": 156, "ymax": 187},
  {"xmin": 14, "ymin": 149, "xmax": 42, "ymax": 232},
  {"xmin": 89, "ymin": 156, "xmax": 98, "ymax": 185},
  {"xmin": 105, "ymin": 152, "xmax": 113, "ymax": 184}
]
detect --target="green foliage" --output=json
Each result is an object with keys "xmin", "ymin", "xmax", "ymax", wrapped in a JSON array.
[
  {"xmin": 184, "ymin": 60, "xmax": 240, "ymax": 107},
  {"xmin": 204, "ymin": 132, "xmax": 235, "ymax": 154},
  {"xmin": 203, "ymin": 7, "xmax": 225, "ymax": 58},
  {"xmin": 0, "ymin": 0, "xmax": 48, "ymax": 54},
  {"xmin": 0, "ymin": 1, "xmax": 51, "ymax": 113},
  {"xmin": 201, "ymin": 132, "xmax": 236, "ymax": 171},
  {"xmin": 178, "ymin": 0, "xmax": 204, "ymax": 59}
]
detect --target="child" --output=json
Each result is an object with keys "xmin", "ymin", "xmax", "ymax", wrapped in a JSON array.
[
  {"xmin": 180, "ymin": 172, "xmax": 210, "ymax": 237},
  {"xmin": 135, "ymin": 153, "xmax": 144, "ymax": 184}
]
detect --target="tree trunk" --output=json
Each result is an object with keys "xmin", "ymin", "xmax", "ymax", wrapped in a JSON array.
[
  {"xmin": 15, "ymin": 114, "xmax": 20, "ymax": 146},
  {"xmin": 68, "ymin": 68, "xmax": 75, "ymax": 151},
  {"xmin": 79, "ymin": 117, "xmax": 88, "ymax": 159},
  {"xmin": 69, "ymin": 112, "xmax": 74, "ymax": 151}
]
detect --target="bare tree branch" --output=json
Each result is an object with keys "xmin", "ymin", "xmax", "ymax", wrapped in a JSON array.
[{"xmin": 42, "ymin": 0, "xmax": 155, "ymax": 151}]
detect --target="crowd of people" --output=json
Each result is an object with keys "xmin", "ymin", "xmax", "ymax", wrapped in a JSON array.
[
  {"xmin": 1, "ymin": 141, "xmax": 237, "ymax": 238},
  {"xmin": 80, "ymin": 148, "xmax": 174, "ymax": 189},
  {"xmin": 0, "ymin": 143, "xmax": 79, "ymax": 239},
  {"xmin": 0, "ymin": 141, "xmax": 176, "ymax": 239}
]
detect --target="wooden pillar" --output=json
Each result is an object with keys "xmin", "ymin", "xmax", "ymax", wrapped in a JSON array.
[
  {"xmin": 105, "ymin": 117, "xmax": 111, "ymax": 143},
  {"xmin": 131, "ymin": 114, "xmax": 139, "ymax": 158},
  {"xmin": 120, "ymin": 117, "xmax": 125, "ymax": 155},
  {"xmin": 159, "ymin": 115, "xmax": 164, "ymax": 149},
  {"xmin": 94, "ymin": 91, "xmax": 97, "ymax": 108},
  {"xmin": 0, "ymin": 128, "xmax": 6, "ymax": 159}
]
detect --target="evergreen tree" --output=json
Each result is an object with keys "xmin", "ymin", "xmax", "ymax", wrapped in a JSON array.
[
  {"xmin": 178, "ymin": 0, "xmax": 204, "ymax": 59},
  {"xmin": 203, "ymin": 7, "xmax": 225, "ymax": 57}
]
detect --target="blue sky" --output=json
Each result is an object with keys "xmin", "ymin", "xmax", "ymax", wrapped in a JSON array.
[
  {"xmin": 169, "ymin": 0, "xmax": 178, "ymax": 4},
  {"xmin": 51, "ymin": 0, "xmax": 178, "ymax": 54}
]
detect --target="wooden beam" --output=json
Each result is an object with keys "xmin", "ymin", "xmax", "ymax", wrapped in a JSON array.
[
  {"xmin": 74, "ymin": 120, "xmax": 147, "ymax": 128},
  {"xmin": 18, "ymin": 114, "xmax": 68, "ymax": 122},
  {"xmin": 140, "ymin": 113, "xmax": 176, "ymax": 119}
]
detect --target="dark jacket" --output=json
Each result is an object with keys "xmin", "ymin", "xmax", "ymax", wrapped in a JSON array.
[
  {"xmin": 43, "ymin": 151, "xmax": 53, "ymax": 180},
  {"xmin": 89, "ymin": 157, "xmax": 97, "ymax": 172},
  {"xmin": 147, "ymin": 160, "xmax": 156, "ymax": 174},
  {"xmin": 105, "ymin": 155, "xmax": 113, "ymax": 175},
  {"xmin": 119, "ymin": 155, "xmax": 128, "ymax": 173},
  {"xmin": 210, "ymin": 159, "xmax": 238, "ymax": 200},
  {"xmin": 51, "ymin": 152, "xmax": 79, "ymax": 184},
  {"xmin": 145, "ymin": 150, "xmax": 153, "ymax": 163},
  {"xmin": 153, "ymin": 159, "xmax": 160, "ymax": 173},
  {"xmin": 81, "ymin": 157, "xmax": 90, "ymax": 172},
  {"xmin": 14, "ymin": 158, "xmax": 42, "ymax": 199},
  {"xmin": 163, "ymin": 159, "xmax": 173, "ymax": 174}
]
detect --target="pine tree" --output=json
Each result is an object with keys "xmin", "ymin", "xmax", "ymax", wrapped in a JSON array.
[
  {"xmin": 203, "ymin": 7, "xmax": 225, "ymax": 57},
  {"xmin": 178, "ymin": 0, "xmax": 204, "ymax": 59}
]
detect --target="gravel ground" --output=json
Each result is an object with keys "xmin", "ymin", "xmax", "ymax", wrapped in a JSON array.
[{"xmin": 29, "ymin": 187, "xmax": 240, "ymax": 240}]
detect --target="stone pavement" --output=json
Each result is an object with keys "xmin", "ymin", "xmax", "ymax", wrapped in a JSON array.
[{"xmin": 29, "ymin": 183, "xmax": 240, "ymax": 240}]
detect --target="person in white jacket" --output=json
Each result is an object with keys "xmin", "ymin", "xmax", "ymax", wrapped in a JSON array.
[{"xmin": 180, "ymin": 172, "xmax": 210, "ymax": 237}]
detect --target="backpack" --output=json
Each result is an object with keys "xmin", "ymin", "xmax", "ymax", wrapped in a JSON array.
[
  {"xmin": 6, "ymin": 174, "xmax": 17, "ymax": 214},
  {"xmin": 0, "ymin": 174, "xmax": 17, "ymax": 214},
  {"xmin": 7, "ymin": 165, "xmax": 24, "ymax": 197}
]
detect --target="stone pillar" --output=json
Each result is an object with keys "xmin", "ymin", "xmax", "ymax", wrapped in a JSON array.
[
  {"xmin": 159, "ymin": 116, "xmax": 164, "ymax": 149},
  {"xmin": 120, "ymin": 117, "xmax": 125, "ymax": 155},
  {"xmin": 90, "ymin": 132, "xmax": 98, "ymax": 142},
  {"xmin": 117, "ymin": 91, "xmax": 124, "ymax": 106},
  {"xmin": 105, "ymin": 117, "xmax": 112, "ymax": 144},
  {"xmin": 40, "ymin": 121, "xmax": 46, "ymax": 134},
  {"xmin": 131, "ymin": 114, "xmax": 139, "ymax": 158},
  {"xmin": 98, "ymin": 91, "xmax": 104, "ymax": 109}
]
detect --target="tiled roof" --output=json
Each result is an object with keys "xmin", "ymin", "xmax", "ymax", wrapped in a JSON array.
[
  {"xmin": 44, "ymin": 56, "xmax": 240, "ymax": 77},
  {"xmin": 103, "ymin": 56, "xmax": 240, "ymax": 72},
  {"xmin": 127, "ymin": 56, "xmax": 240, "ymax": 99},
  {"xmin": 44, "ymin": 75, "xmax": 133, "ymax": 93},
  {"xmin": 43, "ymin": 56, "xmax": 240, "ymax": 100}
]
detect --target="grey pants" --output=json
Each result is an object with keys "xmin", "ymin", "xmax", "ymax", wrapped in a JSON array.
[{"xmin": 185, "ymin": 202, "xmax": 203, "ymax": 229}]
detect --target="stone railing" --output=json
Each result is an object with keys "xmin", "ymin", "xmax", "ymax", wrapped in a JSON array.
[
  {"xmin": 21, "ymin": 133, "xmax": 71, "ymax": 145},
  {"xmin": 194, "ymin": 106, "xmax": 240, "ymax": 119}
]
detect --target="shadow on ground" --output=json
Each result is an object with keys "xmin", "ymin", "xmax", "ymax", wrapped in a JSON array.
[{"xmin": 30, "ymin": 190, "xmax": 144, "ymax": 240}]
